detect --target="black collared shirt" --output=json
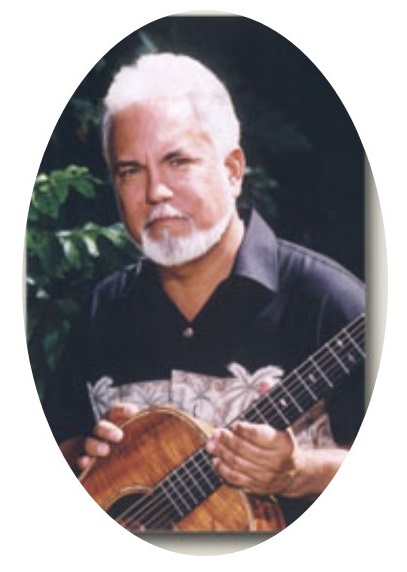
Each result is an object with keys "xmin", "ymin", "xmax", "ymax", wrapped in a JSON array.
[
  {"xmin": 44, "ymin": 209, "xmax": 365, "ymax": 526},
  {"xmin": 45, "ymin": 208, "xmax": 365, "ymax": 450}
]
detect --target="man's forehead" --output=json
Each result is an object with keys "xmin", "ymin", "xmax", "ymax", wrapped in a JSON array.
[{"xmin": 109, "ymin": 97, "xmax": 213, "ymax": 154}]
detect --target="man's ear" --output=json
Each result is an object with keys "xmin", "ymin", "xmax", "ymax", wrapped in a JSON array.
[{"xmin": 224, "ymin": 147, "xmax": 246, "ymax": 198}]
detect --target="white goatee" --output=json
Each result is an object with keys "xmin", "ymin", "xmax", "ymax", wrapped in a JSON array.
[{"xmin": 141, "ymin": 198, "xmax": 236, "ymax": 267}]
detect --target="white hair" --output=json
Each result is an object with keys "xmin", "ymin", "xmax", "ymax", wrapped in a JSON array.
[
  {"xmin": 102, "ymin": 52, "xmax": 241, "ymax": 165},
  {"xmin": 140, "ymin": 196, "xmax": 236, "ymax": 267}
]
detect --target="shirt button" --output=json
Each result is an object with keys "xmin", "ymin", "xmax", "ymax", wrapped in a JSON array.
[{"xmin": 183, "ymin": 326, "xmax": 195, "ymax": 339}]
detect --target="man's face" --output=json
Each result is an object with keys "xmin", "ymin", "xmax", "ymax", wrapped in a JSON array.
[{"xmin": 108, "ymin": 98, "xmax": 243, "ymax": 265}]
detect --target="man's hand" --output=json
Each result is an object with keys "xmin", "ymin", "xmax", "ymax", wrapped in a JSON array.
[
  {"xmin": 205, "ymin": 421, "xmax": 297, "ymax": 496},
  {"xmin": 205, "ymin": 419, "xmax": 349, "ymax": 498},
  {"xmin": 76, "ymin": 402, "xmax": 140, "ymax": 471}
]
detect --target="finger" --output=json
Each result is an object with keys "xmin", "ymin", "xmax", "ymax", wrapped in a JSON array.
[
  {"xmin": 211, "ymin": 440, "xmax": 297, "ymax": 496},
  {"xmin": 210, "ymin": 437, "xmax": 270, "ymax": 484},
  {"xmin": 77, "ymin": 454, "xmax": 92, "ymax": 471},
  {"xmin": 93, "ymin": 419, "xmax": 124, "ymax": 443},
  {"xmin": 206, "ymin": 431, "xmax": 270, "ymax": 487},
  {"xmin": 206, "ymin": 423, "xmax": 295, "ymax": 483},
  {"xmin": 105, "ymin": 402, "xmax": 140, "ymax": 425},
  {"xmin": 207, "ymin": 425, "xmax": 281, "ymax": 468},
  {"xmin": 212, "ymin": 455, "xmax": 249, "ymax": 487},
  {"xmin": 84, "ymin": 435, "xmax": 111, "ymax": 457},
  {"xmin": 232, "ymin": 421, "xmax": 294, "ymax": 457},
  {"xmin": 212, "ymin": 456, "xmax": 270, "ymax": 494}
]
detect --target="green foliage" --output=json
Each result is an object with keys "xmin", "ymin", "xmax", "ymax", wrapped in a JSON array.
[
  {"xmin": 26, "ymin": 165, "xmax": 137, "ymax": 399},
  {"xmin": 27, "ymin": 16, "xmax": 364, "ymax": 402}
]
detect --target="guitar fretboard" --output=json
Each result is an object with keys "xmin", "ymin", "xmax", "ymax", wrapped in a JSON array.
[{"xmin": 144, "ymin": 314, "xmax": 366, "ymax": 528}]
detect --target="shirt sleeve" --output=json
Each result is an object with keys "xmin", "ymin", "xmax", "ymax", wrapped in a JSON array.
[
  {"xmin": 41, "ymin": 264, "xmax": 141, "ymax": 443},
  {"xmin": 42, "ymin": 306, "xmax": 96, "ymax": 444}
]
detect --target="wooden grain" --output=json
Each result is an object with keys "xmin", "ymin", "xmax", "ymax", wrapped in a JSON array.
[{"xmin": 80, "ymin": 407, "xmax": 285, "ymax": 532}]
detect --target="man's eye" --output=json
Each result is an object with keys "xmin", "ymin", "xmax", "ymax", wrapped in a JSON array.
[
  {"xmin": 169, "ymin": 157, "xmax": 191, "ymax": 168},
  {"xmin": 117, "ymin": 167, "xmax": 139, "ymax": 180}
]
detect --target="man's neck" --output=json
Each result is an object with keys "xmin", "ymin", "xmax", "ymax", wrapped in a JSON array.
[{"xmin": 157, "ymin": 214, "xmax": 245, "ymax": 322}]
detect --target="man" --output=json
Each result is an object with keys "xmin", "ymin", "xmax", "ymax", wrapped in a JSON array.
[{"xmin": 44, "ymin": 53, "xmax": 365, "ymax": 528}]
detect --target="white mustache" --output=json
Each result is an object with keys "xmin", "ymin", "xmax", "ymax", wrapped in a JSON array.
[{"xmin": 144, "ymin": 204, "xmax": 190, "ymax": 229}]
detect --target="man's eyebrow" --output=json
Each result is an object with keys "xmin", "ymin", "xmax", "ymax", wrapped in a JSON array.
[
  {"xmin": 162, "ymin": 149, "xmax": 199, "ymax": 163},
  {"xmin": 162, "ymin": 150, "xmax": 186, "ymax": 161}
]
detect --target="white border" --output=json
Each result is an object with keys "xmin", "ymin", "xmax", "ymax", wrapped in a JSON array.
[{"xmin": 3, "ymin": 1, "xmax": 405, "ymax": 569}]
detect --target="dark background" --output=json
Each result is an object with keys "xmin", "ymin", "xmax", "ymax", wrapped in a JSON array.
[
  {"xmin": 28, "ymin": 15, "xmax": 365, "ymax": 397},
  {"xmin": 41, "ymin": 14, "xmax": 365, "ymax": 277}
]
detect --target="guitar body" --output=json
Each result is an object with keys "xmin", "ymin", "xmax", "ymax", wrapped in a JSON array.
[
  {"xmin": 79, "ymin": 407, "xmax": 285, "ymax": 533},
  {"xmin": 79, "ymin": 315, "xmax": 365, "ymax": 533}
]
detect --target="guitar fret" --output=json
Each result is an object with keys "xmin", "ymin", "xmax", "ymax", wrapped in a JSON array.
[
  {"xmin": 156, "ymin": 448, "xmax": 223, "ymax": 524},
  {"xmin": 265, "ymin": 394, "xmax": 291, "ymax": 425},
  {"xmin": 167, "ymin": 479, "xmax": 191, "ymax": 516},
  {"xmin": 246, "ymin": 396, "xmax": 290, "ymax": 427},
  {"xmin": 326, "ymin": 344, "xmax": 350, "ymax": 375},
  {"xmin": 344, "ymin": 329, "xmax": 366, "ymax": 358},
  {"xmin": 181, "ymin": 459, "xmax": 208, "ymax": 500},
  {"xmin": 191, "ymin": 452, "xmax": 216, "ymax": 492},
  {"xmin": 160, "ymin": 469, "xmax": 195, "ymax": 515},
  {"xmin": 279, "ymin": 383, "xmax": 304, "ymax": 414},
  {"xmin": 247, "ymin": 401, "xmax": 273, "ymax": 424},
  {"xmin": 310, "ymin": 355, "xmax": 335, "ymax": 387},
  {"xmin": 134, "ymin": 313, "xmax": 366, "ymax": 528},
  {"xmin": 295, "ymin": 369, "xmax": 318, "ymax": 401},
  {"xmin": 177, "ymin": 458, "xmax": 210, "ymax": 504}
]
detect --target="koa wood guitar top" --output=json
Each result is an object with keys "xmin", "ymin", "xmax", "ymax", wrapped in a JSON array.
[
  {"xmin": 79, "ymin": 314, "xmax": 365, "ymax": 533},
  {"xmin": 80, "ymin": 407, "xmax": 286, "ymax": 532}
]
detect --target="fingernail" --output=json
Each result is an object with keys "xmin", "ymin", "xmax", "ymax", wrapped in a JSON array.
[
  {"xmin": 206, "ymin": 439, "xmax": 214, "ymax": 453},
  {"xmin": 111, "ymin": 427, "xmax": 124, "ymax": 442}
]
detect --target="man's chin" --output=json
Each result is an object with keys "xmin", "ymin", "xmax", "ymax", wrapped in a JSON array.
[
  {"xmin": 140, "ymin": 203, "xmax": 235, "ymax": 266},
  {"xmin": 141, "ymin": 234, "xmax": 202, "ymax": 267},
  {"xmin": 144, "ymin": 217, "xmax": 190, "ymax": 239}
]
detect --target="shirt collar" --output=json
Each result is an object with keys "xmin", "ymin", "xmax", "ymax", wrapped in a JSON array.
[{"xmin": 233, "ymin": 208, "xmax": 279, "ymax": 293}]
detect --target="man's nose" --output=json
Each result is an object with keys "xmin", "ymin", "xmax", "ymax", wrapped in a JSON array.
[{"xmin": 146, "ymin": 173, "xmax": 173, "ymax": 204}]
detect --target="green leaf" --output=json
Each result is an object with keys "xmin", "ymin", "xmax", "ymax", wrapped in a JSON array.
[
  {"xmin": 81, "ymin": 232, "xmax": 99, "ymax": 257},
  {"xmin": 72, "ymin": 176, "xmax": 95, "ymax": 198},
  {"xmin": 49, "ymin": 170, "xmax": 70, "ymax": 204},
  {"xmin": 32, "ymin": 177, "xmax": 61, "ymax": 219},
  {"xmin": 26, "ymin": 228, "xmax": 64, "ymax": 272},
  {"xmin": 59, "ymin": 235, "xmax": 82, "ymax": 269}
]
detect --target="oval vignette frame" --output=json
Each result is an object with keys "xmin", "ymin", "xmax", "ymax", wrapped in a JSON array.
[{"xmin": 22, "ymin": 8, "xmax": 388, "ymax": 560}]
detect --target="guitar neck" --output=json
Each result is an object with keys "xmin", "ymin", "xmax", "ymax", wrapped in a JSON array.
[
  {"xmin": 155, "ymin": 313, "xmax": 365, "ymax": 523},
  {"xmin": 240, "ymin": 313, "xmax": 365, "ymax": 430}
]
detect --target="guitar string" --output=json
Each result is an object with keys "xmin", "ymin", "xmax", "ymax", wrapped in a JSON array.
[
  {"xmin": 247, "ymin": 318, "xmax": 365, "ymax": 428},
  {"xmin": 121, "ymin": 372, "xmax": 364, "ymax": 529},
  {"xmin": 118, "ymin": 448, "xmax": 218, "ymax": 530},
  {"xmin": 117, "ymin": 318, "xmax": 365, "ymax": 530},
  {"xmin": 115, "ymin": 317, "xmax": 365, "ymax": 530},
  {"xmin": 120, "ymin": 336, "xmax": 355, "ymax": 531},
  {"xmin": 114, "ymin": 469, "xmax": 203, "ymax": 530},
  {"xmin": 235, "ymin": 317, "xmax": 365, "ymax": 429},
  {"xmin": 114, "ymin": 317, "xmax": 365, "ymax": 530},
  {"xmin": 122, "ymin": 378, "xmax": 367, "ymax": 526}
]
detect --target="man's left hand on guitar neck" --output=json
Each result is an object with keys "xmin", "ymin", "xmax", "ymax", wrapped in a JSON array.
[{"xmin": 205, "ymin": 421, "xmax": 348, "ymax": 499}]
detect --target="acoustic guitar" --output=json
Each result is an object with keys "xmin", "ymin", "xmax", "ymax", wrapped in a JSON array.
[{"xmin": 79, "ymin": 313, "xmax": 365, "ymax": 533}]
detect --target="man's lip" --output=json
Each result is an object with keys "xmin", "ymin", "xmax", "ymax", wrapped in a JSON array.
[{"xmin": 144, "ymin": 216, "xmax": 187, "ymax": 230}]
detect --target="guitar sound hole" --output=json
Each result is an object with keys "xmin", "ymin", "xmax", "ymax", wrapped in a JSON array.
[{"xmin": 107, "ymin": 492, "xmax": 174, "ymax": 532}]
